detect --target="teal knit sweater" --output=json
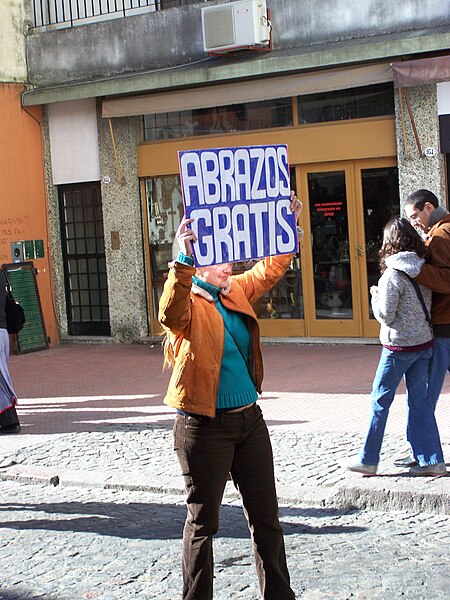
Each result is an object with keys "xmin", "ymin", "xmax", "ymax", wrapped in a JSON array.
[
  {"xmin": 192, "ymin": 276, "xmax": 258, "ymax": 410},
  {"xmin": 175, "ymin": 252, "xmax": 257, "ymax": 410}
]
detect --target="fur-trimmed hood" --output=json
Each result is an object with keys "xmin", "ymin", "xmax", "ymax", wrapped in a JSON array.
[
  {"xmin": 384, "ymin": 251, "xmax": 425, "ymax": 278},
  {"xmin": 372, "ymin": 251, "xmax": 432, "ymax": 347}
]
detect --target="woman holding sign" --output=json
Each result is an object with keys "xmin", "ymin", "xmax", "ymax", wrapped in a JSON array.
[{"xmin": 159, "ymin": 191, "xmax": 302, "ymax": 600}]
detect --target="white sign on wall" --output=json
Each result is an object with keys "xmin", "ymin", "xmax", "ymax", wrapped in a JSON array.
[
  {"xmin": 437, "ymin": 82, "xmax": 450, "ymax": 116},
  {"xmin": 48, "ymin": 98, "xmax": 100, "ymax": 185}
]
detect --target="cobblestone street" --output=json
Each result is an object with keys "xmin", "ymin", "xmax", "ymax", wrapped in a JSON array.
[
  {"xmin": 0, "ymin": 480, "xmax": 449, "ymax": 600},
  {"xmin": 0, "ymin": 343, "xmax": 449, "ymax": 599}
]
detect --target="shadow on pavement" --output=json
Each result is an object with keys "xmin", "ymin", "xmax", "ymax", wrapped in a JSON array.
[
  {"xmin": 16, "ymin": 406, "xmax": 308, "ymax": 435},
  {"xmin": 0, "ymin": 501, "xmax": 367, "ymax": 540},
  {"xmin": 0, "ymin": 591, "xmax": 62, "ymax": 600},
  {"xmin": 13, "ymin": 396, "xmax": 309, "ymax": 434}
]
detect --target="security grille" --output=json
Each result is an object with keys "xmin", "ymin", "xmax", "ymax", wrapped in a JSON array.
[
  {"xmin": 31, "ymin": 0, "xmax": 195, "ymax": 29},
  {"xmin": 59, "ymin": 183, "xmax": 110, "ymax": 336}
]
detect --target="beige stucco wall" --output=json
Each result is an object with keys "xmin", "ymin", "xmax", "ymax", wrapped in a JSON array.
[
  {"xmin": 0, "ymin": 0, "xmax": 27, "ymax": 82},
  {"xmin": 396, "ymin": 83, "xmax": 447, "ymax": 208}
]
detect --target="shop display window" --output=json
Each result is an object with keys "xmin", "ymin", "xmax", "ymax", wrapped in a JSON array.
[
  {"xmin": 298, "ymin": 83, "xmax": 394, "ymax": 124},
  {"xmin": 145, "ymin": 176, "xmax": 183, "ymax": 319},
  {"xmin": 238, "ymin": 256, "xmax": 303, "ymax": 320},
  {"xmin": 142, "ymin": 97, "xmax": 292, "ymax": 141},
  {"xmin": 226, "ymin": 167, "xmax": 303, "ymax": 321}
]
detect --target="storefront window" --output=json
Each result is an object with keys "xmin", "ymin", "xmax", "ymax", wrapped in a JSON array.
[
  {"xmin": 145, "ymin": 176, "xmax": 183, "ymax": 319},
  {"xmin": 247, "ymin": 255, "xmax": 303, "ymax": 320},
  {"xmin": 298, "ymin": 83, "xmax": 394, "ymax": 124},
  {"xmin": 142, "ymin": 97, "xmax": 292, "ymax": 141},
  {"xmin": 236, "ymin": 168, "xmax": 303, "ymax": 320}
]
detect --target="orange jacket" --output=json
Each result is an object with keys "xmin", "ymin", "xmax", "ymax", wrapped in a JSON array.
[
  {"xmin": 158, "ymin": 254, "xmax": 292, "ymax": 417},
  {"xmin": 415, "ymin": 214, "xmax": 450, "ymax": 324}
]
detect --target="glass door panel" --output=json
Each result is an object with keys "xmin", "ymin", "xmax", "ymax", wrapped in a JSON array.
[
  {"xmin": 358, "ymin": 163, "xmax": 400, "ymax": 335},
  {"xmin": 308, "ymin": 171, "xmax": 353, "ymax": 321},
  {"xmin": 299, "ymin": 159, "xmax": 397, "ymax": 339}
]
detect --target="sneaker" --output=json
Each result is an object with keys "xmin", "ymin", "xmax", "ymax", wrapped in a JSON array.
[
  {"xmin": 409, "ymin": 463, "xmax": 447, "ymax": 476},
  {"xmin": 394, "ymin": 454, "xmax": 418, "ymax": 468},
  {"xmin": 345, "ymin": 460, "xmax": 378, "ymax": 475}
]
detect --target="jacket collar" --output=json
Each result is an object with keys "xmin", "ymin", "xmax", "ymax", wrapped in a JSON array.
[
  {"xmin": 429, "ymin": 206, "xmax": 449, "ymax": 229},
  {"xmin": 192, "ymin": 278, "xmax": 232, "ymax": 301}
]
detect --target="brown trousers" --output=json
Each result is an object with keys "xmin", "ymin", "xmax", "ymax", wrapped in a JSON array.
[{"xmin": 173, "ymin": 403, "xmax": 295, "ymax": 600}]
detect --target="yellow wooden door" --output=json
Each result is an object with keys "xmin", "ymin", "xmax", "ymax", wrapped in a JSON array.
[
  {"xmin": 298, "ymin": 159, "xmax": 399, "ymax": 338},
  {"xmin": 298, "ymin": 162, "xmax": 360, "ymax": 336}
]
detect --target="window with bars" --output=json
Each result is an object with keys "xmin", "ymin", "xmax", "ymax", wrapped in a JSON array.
[{"xmin": 31, "ymin": 0, "xmax": 196, "ymax": 29}]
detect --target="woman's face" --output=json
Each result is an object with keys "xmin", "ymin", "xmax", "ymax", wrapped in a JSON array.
[{"xmin": 196, "ymin": 263, "xmax": 232, "ymax": 288}]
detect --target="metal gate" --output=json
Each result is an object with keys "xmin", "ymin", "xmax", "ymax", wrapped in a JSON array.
[{"xmin": 59, "ymin": 183, "xmax": 110, "ymax": 336}]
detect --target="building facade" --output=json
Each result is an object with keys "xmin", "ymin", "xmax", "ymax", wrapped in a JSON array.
[
  {"xmin": 19, "ymin": 0, "xmax": 450, "ymax": 342},
  {"xmin": 0, "ymin": 0, "xmax": 58, "ymax": 347}
]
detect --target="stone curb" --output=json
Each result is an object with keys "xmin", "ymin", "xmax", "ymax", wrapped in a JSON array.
[
  {"xmin": 328, "ymin": 474, "xmax": 450, "ymax": 514},
  {"xmin": 1, "ymin": 464, "xmax": 449, "ymax": 515}
]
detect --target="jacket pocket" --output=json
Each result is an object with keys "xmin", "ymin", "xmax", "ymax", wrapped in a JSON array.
[{"xmin": 173, "ymin": 351, "xmax": 195, "ymax": 389}]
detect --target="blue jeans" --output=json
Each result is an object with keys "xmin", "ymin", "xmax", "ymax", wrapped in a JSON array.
[
  {"xmin": 427, "ymin": 337, "xmax": 450, "ymax": 409},
  {"xmin": 360, "ymin": 347, "xmax": 444, "ymax": 467}
]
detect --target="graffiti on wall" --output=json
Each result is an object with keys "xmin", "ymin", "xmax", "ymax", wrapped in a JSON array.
[{"xmin": 0, "ymin": 216, "xmax": 31, "ymax": 264}]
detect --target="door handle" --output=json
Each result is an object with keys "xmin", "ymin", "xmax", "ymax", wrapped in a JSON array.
[{"xmin": 356, "ymin": 246, "xmax": 364, "ymax": 257}]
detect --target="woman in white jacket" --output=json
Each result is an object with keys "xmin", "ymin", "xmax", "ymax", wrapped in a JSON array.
[{"xmin": 347, "ymin": 217, "xmax": 446, "ymax": 476}]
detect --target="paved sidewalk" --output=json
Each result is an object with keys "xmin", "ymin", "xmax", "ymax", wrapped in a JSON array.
[{"xmin": 1, "ymin": 343, "xmax": 449, "ymax": 514}]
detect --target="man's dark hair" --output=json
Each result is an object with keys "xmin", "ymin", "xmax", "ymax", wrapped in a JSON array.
[{"xmin": 404, "ymin": 188, "xmax": 439, "ymax": 210}]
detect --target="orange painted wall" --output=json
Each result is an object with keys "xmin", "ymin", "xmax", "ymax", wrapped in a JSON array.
[{"xmin": 0, "ymin": 83, "xmax": 58, "ymax": 344}]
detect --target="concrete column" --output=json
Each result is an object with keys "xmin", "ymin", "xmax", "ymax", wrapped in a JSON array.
[
  {"xmin": 97, "ymin": 108, "xmax": 148, "ymax": 342},
  {"xmin": 395, "ymin": 83, "xmax": 446, "ymax": 208}
]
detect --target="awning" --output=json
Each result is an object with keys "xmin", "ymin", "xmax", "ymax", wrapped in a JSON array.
[
  {"xmin": 392, "ymin": 55, "xmax": 450, "ymax": 87},
  {"xmin": 102, "ymin": 63, "xmax": 393, "ymax": 118}
]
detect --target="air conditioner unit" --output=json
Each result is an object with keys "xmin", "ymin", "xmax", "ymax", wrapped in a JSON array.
[{"xmin": 201, "ymin": 0, "xmax": 271, "ymax": 54}]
